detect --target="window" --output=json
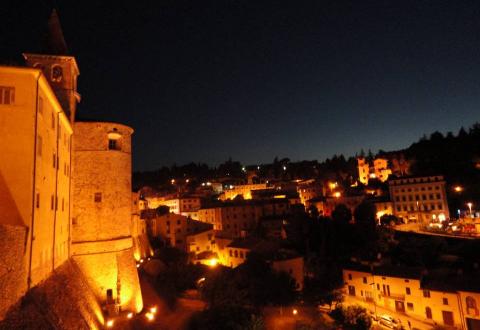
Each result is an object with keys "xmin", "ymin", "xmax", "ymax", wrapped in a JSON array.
[
  {"xmin": 94, "ymin": 192, "xmax": 102, "ymax": 203},
  {"xmin": 51, "ymin": 65, "xmax": 63, "ymax": 82},
  {"xmin": 426, "ymin": 307, "xmax": 432, "ymax": 319},
  {"xmin": 37, "ymin": 136, "xmax": 42, "ymax": 156},
  {"xmin": 348, "ymin": 274, "xmax": 352, "ymax": 280},
  {"xmin": 0, "ymin": 86, "xmax": 15, "ymax": 105},
  {"xmin": 407, "ymin": 302, "xmax": 414, "ymax": 311},
  {"xmin": 348, "ymin": 285, "xmax": 356, "ymax": 296},
  {"xmin": 406, "ymin": 287, "xmax": 411, "ymax": 295},
  {"xmin": 38, "ymin": 97, "xmax": 43, "ymax": 114},
  {"xmin": 466, "ymin": 296, "xmax": 478, "ymax": 316},
  {"xmin": 363, "ymin": 277, "xmax": 367, "ymax": 284},
  {"xmin": 443, "ymin": 297, "xmax": 448, "ymax": 305},
  {"xmin": 108, "ymin": 139, "xmax": 117, "ymax": 150},
  {"xmin": 423, "ymin": 290, "xmax": 431, "ymax": 298}
]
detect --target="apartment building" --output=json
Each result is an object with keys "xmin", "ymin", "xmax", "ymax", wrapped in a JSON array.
[
  {"xmin": 343, "ymin": 265, "xmax": 480, "ymax": 329},
  {"xmin": 389, "ymin": 175, "xmax": 450, "ymax": 223},
  {"xmin": 196, "ymin": 199, "xmax": 291, "ymax": 237}
]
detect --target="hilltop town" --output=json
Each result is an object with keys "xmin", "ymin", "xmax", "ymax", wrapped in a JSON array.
[{"xmin": 1, "ymin": 8, "xmax": 480, "ymax": 330}]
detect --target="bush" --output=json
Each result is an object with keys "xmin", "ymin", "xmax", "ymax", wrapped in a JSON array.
[
  {"xmin": 330, "ymin": 304, "xmax": 372, "ymax": 330},
  {"xmin": 187, "ymin": 305, "xmax": 265, "ymax": 330}
]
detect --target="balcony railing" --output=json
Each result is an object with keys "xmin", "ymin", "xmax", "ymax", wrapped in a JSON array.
[{"xmin": 380, "ymin": 292, "xmax": 405, "ymax": 301}]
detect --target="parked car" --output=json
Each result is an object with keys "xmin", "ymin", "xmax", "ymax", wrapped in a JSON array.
[{"xmin": 378, "ymin": 314, "xmax": 402, "ymax": 329}]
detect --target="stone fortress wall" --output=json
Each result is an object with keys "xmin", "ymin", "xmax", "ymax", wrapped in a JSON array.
[{"xmin": 71, "ymin": 122, "xmax": 143, "ymax": 314}]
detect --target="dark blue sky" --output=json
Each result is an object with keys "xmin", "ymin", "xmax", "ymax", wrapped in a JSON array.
[{"xmin": 2, "ymin": 1, "xmax": 480, "ymax": 170}]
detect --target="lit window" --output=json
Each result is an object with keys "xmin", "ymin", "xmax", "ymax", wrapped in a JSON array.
[{"xmin": 0, "ymin": 86, "xmax": 15, "ymax": 105}]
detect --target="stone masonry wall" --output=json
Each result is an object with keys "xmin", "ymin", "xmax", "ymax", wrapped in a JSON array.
[
  {"xmin": 0, "ymin": 259, "xmax": 103, "ymax": 330},
  {"xmin": 0, "ymin": 224, "xmax": 27, "ymax": 320}
]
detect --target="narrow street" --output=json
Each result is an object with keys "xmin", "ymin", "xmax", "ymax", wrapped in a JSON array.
[
  {"xmin": 344, "ymin": 296, "xmax": 436, "ymax": 330},
  {"xmin": 132, "ymin": 272, "xmax": 205, "ymax": 330}
]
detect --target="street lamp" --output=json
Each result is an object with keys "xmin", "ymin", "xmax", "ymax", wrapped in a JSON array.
[{"xmin": 467, "ymin": 202, "xmax": 473, "ymax": 216}]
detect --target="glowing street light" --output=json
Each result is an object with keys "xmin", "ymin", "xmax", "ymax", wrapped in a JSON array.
[
  {"xmin": 150, "ymin": 306, "xmax": 157, "ymax": 314},
  {"xmin": 454, "ymin": 186, "xmax": 463, "ymax": 192},
  {"xmin": 467, "ymin": 202, "xmax": 473, "ymax": 215},
  {"xmin": 145, "ymin": 312, "xmax": 155, "ymax": 321},
  {"xmin": 334, "ymin": 192, "xmax": 341, "ymax": 198},
  {"xmin": 292, "ymin": 309, "xmax": 298, "ymax": 315},
  {"xmin": 106, "ymin": 319, "xmax": 114, "ymax": 328},
  {"xmin": 127, "ymin": 312, "xmax": 133, "ymax": 319}
]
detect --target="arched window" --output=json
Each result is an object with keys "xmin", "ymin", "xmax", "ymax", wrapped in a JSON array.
[
  {"xmin": 425, "ymin": 307, "xmax": 432, "ymax": 319},
  {"xmin": 51, "ymin": 65, "xmax": 63, "ymax": 82},
  {"xmin": 466, "ymin": 296, "xmax": 478, "ymax": 315}
]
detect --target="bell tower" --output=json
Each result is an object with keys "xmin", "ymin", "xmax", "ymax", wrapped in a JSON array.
[{"xmin": 23, "ymin": 9, "xmax": 80, "ymax": 124}]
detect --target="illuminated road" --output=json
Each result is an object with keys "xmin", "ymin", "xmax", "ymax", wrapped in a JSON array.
[{"xmin": 344, "ymin": 296, "xmax": 435, "ymax": 330}]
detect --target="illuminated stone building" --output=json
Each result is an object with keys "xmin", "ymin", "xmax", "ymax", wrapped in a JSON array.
[
  {"xmin": 145, "ymin": 195, "xmax": 202, "ymax": 217},
  {"xmin": 132, "ymin": 192, "xmax": 152, "ymax": 261},
  {"xmin": 222, "ymin": 237, "xmax": 304, "ymax": 290},
  {"xmin": 389, "ymin": 175, "xmax": 450, "ymax": 223},
  {"xmin": 221, "ymin": 183, "xmax": 268, "ymax": 200},
  {"xmin": 148, "ymin": 212, "xmax": 213, "ymax": 250},
  {"xmin": 0, "ymin": 64, "xmax": 73, "ymax": 317},
  {"xmin": 358, "ymin": 157, "xmax": 392, "ymax": 185},
  {"xmin": 0, "ymin": 10, "xmax": 143, "ymax": 321},
  {"xmin": 196, "ymin": 199, "xmax": 291, "ymax": 237},
  {"xmin": 71, "ymin": 122, "xmax": 143, "ymax": 313},
  {"xmin": 297, "ymin": 179, "xmax": 324, "ymax": 206},
  {"xmin": 343, "ymin": 265, "xmax": 480, "ymax": 329}
]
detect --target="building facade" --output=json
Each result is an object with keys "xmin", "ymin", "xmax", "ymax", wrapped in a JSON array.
[
  {"xmin": 343, "ymin": 266, "xmax": 480, "ymax": 329},
  {"xmin": 389, "ymin": 175, "xmax": 450, "ymax": 223},
  {"xmin": 71, "ymin": 122, "xmax": 143, "ymax": 313}
]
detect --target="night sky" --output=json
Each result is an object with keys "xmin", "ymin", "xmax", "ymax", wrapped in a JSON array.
[{"xmin": 2, "ymin": 1, "xmax": 480, "ymax": 171}]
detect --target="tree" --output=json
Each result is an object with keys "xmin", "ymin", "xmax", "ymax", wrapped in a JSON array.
[
  {"xmin": 307, "ymin": 205, "xmax": 319, "ymax": 219},
  {"xmin": 330, "ymin": 304, "xmax": 372, "ymax": 330},
  {"xmin": 156, "ymin": 205, "xmax": 170, "ymax": 216},
  {"xmin": 332, "ymin": 204, "xmax": 352, "ymax": 224},
  {"xmin": 187, "ymin": 305, "xmax": 265, "ymax": 330}
]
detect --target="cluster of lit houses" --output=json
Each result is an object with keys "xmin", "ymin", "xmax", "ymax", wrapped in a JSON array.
[
  {"xmin": 137, "ymin": 156, "xmax": 480, "ymax": 329},
  {"xmin": 2, "ymin": 10, "xmax": 479, "ymax": 330}
]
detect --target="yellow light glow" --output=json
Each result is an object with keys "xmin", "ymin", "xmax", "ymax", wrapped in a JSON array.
[
  {"xmin": 334, "ymin": 192, "xmax": 341, "ymax": 198},
  {"xmin": 150, "ymin": 306, "xmax": 157, "ymax": 314},
  {"xmin": 293, "ymin": 309, "xmax": 298, "ymax": 315},
  {"xmin": 207, "ymin": 258, "xmax": 218, "ymax": 267},
  {"xmin": 274, "ymin": 195, "xmax": 286, "ymax": 199},
  {"xmin": 171, "ymin": 179, "xmax": 175, "ymax": 184},
  {"xmin": 329, "ymin": 182, "xmax": 337, "ymax": 190},
  {"xmin": 454, "ymin": 186, "xmax": 463, "ymax": 192},
  {"xmin": 145, "ymin": 312, "xmax": 154, "ymax": 321},
  {"xmin": 136, "ymin": 264, "xmax": 140, "ymax": 268},
  {"xmin": 106, "ymin": 319, "xmax": 114, "ymax": 328},
  {"xmin": 127, "ymin": 312, "xmax": 133, "ymax": 319}
]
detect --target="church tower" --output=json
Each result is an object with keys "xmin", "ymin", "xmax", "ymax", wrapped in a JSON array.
[{"xmin": 23, "ymin": 9, "xmax": 80, "ymax": 124}]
